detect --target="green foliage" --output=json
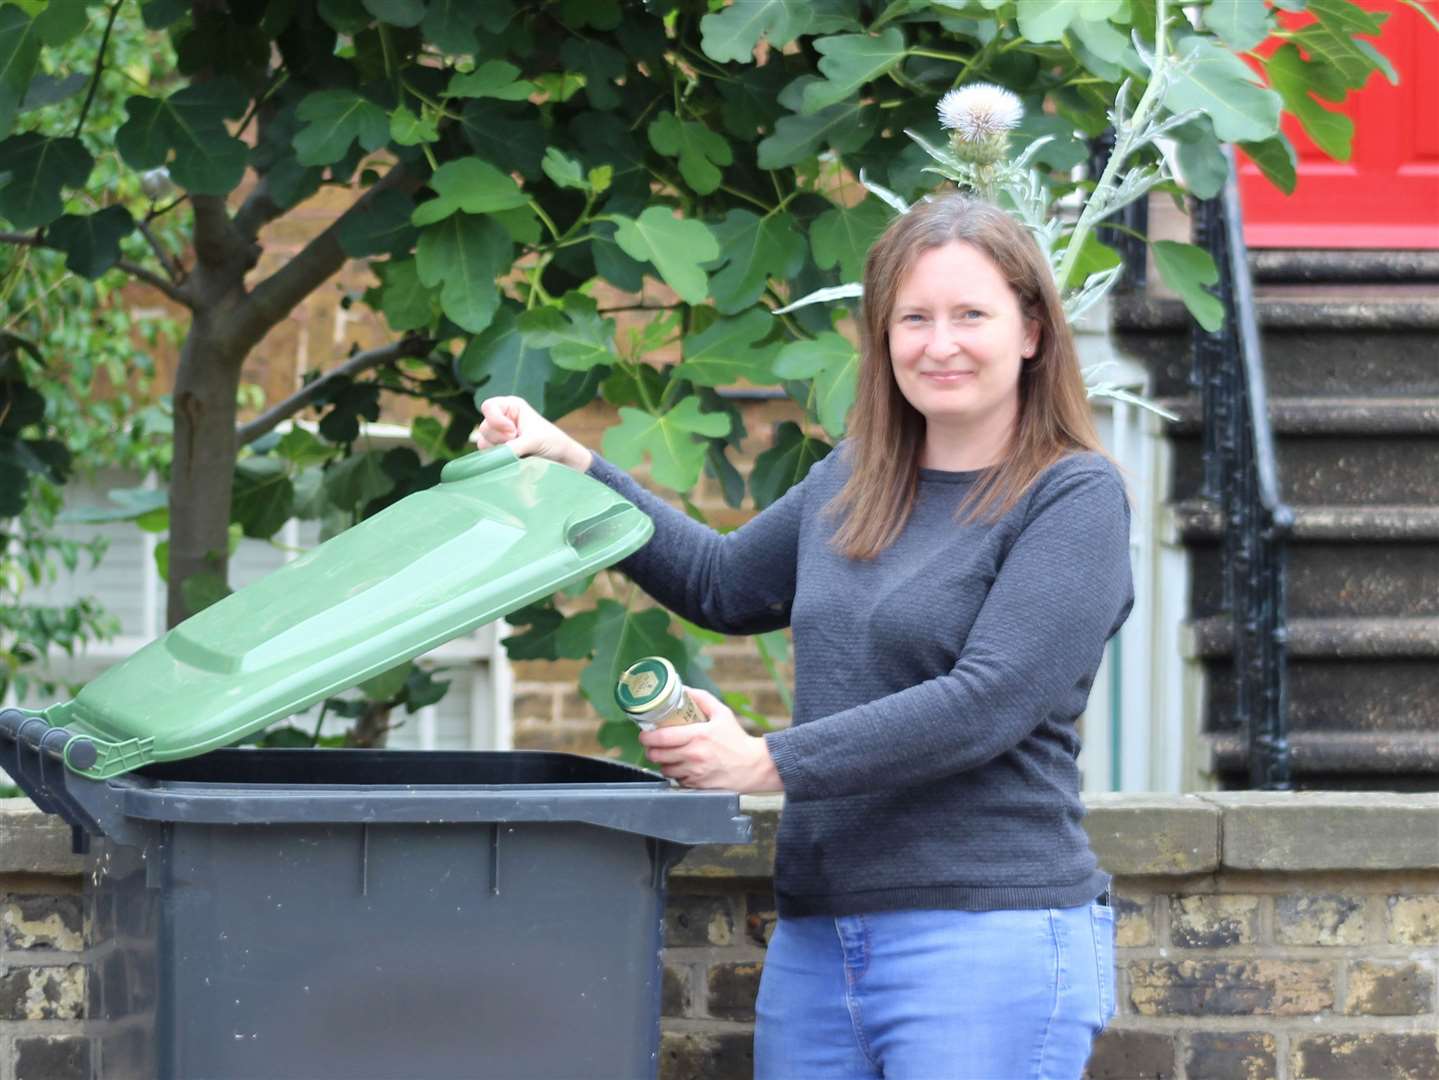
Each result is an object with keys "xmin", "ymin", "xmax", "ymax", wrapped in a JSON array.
[
  {"xmin": 1, "ymin": 3, "xmax": 181, "ymax": 703},
  {"xmin": 1151, "ymin": 240, "xmax": 1224, "ymax": 333},
  {"xmin": 0, "ymin": 0, "xmax": 1408, "ymax": 761}
]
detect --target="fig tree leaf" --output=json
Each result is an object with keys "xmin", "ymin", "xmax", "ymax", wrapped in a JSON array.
[
  {"xmin": 411, "ymin": 156, "xmax": 528, "ymax": 226},
  {"xmin": 520, "ymin": 293, "xmax": 617, "ymax": 372},
  {"xmin": 325, "ymin": 449, "xmax": 395, "ymax": 514},
  {"xmin": 421, "ymin": 0, "xmax": 480, "ymax": 54},
  {"xmin": 601, "ymin": 398, "xmax": 731, "ymax": 491},
  {"xmin": 338, "ymin": 189, "xmax": 417, "ymax": 257},
  {"xmin": 367, "ymin": 257, "xmax": 434, "ymax": 331},
  {"xmin": 560, "ymin": 36, "xmax": 625, "ymax": 109},
  {"xmin": 757, "ymin": 100, "xmax": 876, "ymax": 169},
  {"xmin": 0, "ymin": 5, "xmax": 42, "ymax": 139},
  {"xmin": 447, "ymin": 59, "xmax": 535, "ymax": 101},
  {"xmin": 809, "ymin": 197, "xmax": 890, "ymax": 281},
  {"xmin": 708, "ymin": 209, "xmax": 806, "ymax": 314},
  {"xmin": 772, "ymin": 332, "xmax": 858, "ymax": 439},
  {"xmin": 414, "ymin": 213, "xmax": 512, "ymax": 333},
  {"xmin": 1293, "ymin": 0, "xmax": 1390, "ymax": 87},
  {"xmin": 541, "ymin": 147, "xmax": 587, "ymax": 190},
  {"xmin": 293, "ymin": 88, "xmax": 390, "ymax": 166},
  {"xmin": 699, "ymin": 0, "xmax": 811, "ymax": 64},
  {"xmin": 361, "ymin": 0, "xmax": 423, "ymax": 28},
  {"xmin": 676, "ymin": 309, "xmax": 783, "ymax": 387},
  {"xmin": 276, "ymin": 428, "xmax": 341, "ymax": 469},
  {"xmin": 1015, "ymin": 0, "xmax": 1121, "ymax": 43},
  {"xmin": 749, "ymin": 421, "xmax": 831, "ymax": 509},
  {"xmin": 0, "ymin": 134, "xmax": 92, "ymax": 228},
  {"xmin": 232, "ymin": 456, "xmax": 295, "ymax": 538},
  {"xmin": 647, "ymin": 111, "xmax": 732, "ymax": 195},
  {"xmin": 1264, "ymin": 43, "xmax": 1354, "ymax": 160},
  {"xmin": 801, "ymin": 29, "xmax": 908, "ymax": 114},
  {"xmin": 34, "ymin": 0, "xmax": 90, "ymax": 46},
  {"xmin": 610, "ymin": 207, "xmax": 720, "ymax": 305},
  {"xmin": 1151, "ymin": 240, "xmax": 1224, "ymax": 334},
  {"xmin": 116, "ymin": 80, "xmax": 250, "ymax": 193},
  {"xmin": 389, "ymin": 105, "xmax": 439, "ymax": 146},
  {"xmin": 1239, "ymin": 134, "xmax": 1297, "ymax": 195},
  {"xmin": 458, "ymin": 304, "xmax": 556, "ymax": 403},
  {"xmin": 45, "ymin": 206, "xmax": 136, "ymax": 278}
]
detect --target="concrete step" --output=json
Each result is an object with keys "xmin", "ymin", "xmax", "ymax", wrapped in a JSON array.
[
  {"xmin": 1163, "ymin": 397, "xmax": 1439, "ymax": 508},
  {"xmin": 1206, "ymin": 732, "xmax": 1439, "ymax": 792},
  {"xmin": 1163, "ymin": 397, "xmax": 1439, "ymax": 437},
  {"xmin": 1250, "ymin": 250, "xmax": 1439, "ymax": 284},
  {"xmin": 1174, "ymin": 501, "xmax": 1439, "ymax": 544},
  {"xmin": 1196, "ymin": 616, "xmax": 1439, "ymax": 738},
  {"xmin": 1191, "ymin": 615, "xmax": 1439, "ymax": 659},
  {"xmin": 1189, "ymin": 537, "xmax": 1439, "ymax": 619},
  {"xmin": 1204, "ymin": 654, "xmax": 1439, "ymax": 736},
  {"xmin": 1112, "ymin": 291, "xmax": 1439, "ymax": 399}
]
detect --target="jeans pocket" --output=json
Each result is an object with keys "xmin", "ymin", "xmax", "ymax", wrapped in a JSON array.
[{"xmin": 1090, "ymin": 904, "xmax": 1116, "ymax": 1030}]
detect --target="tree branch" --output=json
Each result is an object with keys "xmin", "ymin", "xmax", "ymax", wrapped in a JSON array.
[
  {"xmin": 0, "ymin": 231, "xmax": 194, "ymax": 307},
  {"xmin": 191, "ymin": 194, "xmax": 241, "ymax": 268},
  {"xmin": 236, "ymin": 164, "xmax": 420, "ymax": 350},
  {"xmin": 236, "ymin": 333, "xmax": 435, "ymax": 446},
  {"xmin": 137, "ymin": 219, "xmax": 185, "ymax": 281},
  {"xmin": 233, "ymin": 175, "xmax": 283, "ymax": 243},
  {"xmin": 116, "ymin": 259, "xmax": 192, "ymax": 305}
]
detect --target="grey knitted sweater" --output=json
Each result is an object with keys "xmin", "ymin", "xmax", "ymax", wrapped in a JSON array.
[{"xmin": 587, "ymin": 442, "xmax": 1133, "ymax": 917}]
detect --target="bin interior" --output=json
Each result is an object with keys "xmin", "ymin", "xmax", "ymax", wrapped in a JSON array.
[{"xmin": 132, "ymin": 747, "xmax": 664, "ymax": 787}]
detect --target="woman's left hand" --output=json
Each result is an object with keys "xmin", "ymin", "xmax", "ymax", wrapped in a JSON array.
[{"xmin": 638, "ymin": 688, "xmax": 784, "ymax": 794}]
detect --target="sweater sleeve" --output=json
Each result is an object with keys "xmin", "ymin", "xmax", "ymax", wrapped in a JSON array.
[
  {"xmin": 584, "ymin": 452, "xmax": 817, "ymax": 635},
  {"xmin": 763, "ymin": 466, "xmax": 1134, "ymax": 801}
]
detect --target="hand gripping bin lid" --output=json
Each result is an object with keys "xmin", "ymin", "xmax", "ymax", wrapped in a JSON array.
[{"xmin": 0, "ymin": 446, "xmax": 753, "ymax": 1080}]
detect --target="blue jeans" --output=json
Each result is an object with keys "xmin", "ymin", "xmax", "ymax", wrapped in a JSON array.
[{"xmin": 754, "ymin": 901, "xmax": 1116, "ymax": 1080}]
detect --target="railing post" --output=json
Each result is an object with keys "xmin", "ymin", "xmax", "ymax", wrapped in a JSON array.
[{"xmin": 1192, "ymin": 153, "xmax": 1293, "ymax": 791}]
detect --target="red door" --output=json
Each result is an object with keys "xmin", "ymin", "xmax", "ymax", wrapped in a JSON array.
[{"xmin": 1238, "ymin": 0, "xmax": 1439, "ymax": 249}]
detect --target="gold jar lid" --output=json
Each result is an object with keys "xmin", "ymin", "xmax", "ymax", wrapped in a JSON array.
[{"xmin": 615, "ymin": 657, "xmax": 679, "ymax": 714}]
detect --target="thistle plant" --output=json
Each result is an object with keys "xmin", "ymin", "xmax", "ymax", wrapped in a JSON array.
[{"xmin": 779, "ymin": 0, "xmax": 1196, "ymax": 418}]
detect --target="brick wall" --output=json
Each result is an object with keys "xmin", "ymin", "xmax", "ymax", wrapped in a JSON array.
[
  {"xmin": 3, "ymin": 793, "xmax": 1435, "ymax": 1079},
  {"xmin": 0, "ymin": 804, "xmax": 88, "ymax": 1080},
  {"xmin": 661, "ymin": 793, "xmax": 1439, "ymax": 1080}
]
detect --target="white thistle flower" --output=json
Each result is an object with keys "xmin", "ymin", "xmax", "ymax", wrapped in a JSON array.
[{"xmin": 937, "ymin": 83, "xmax": 1024, "ymax": 142}]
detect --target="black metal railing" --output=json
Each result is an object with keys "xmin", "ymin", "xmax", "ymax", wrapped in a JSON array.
[{"xmin": 1190, "ymin": 148, "xmax": 1294, "ymax": 790}]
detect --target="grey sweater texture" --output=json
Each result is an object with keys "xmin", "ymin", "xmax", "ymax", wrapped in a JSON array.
[{"xmin": 586, "ymin": 442, "xmax": 1134, "ymax": 917}]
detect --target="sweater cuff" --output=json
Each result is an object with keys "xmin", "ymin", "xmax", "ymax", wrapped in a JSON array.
[
  {"xmin": 763, "ymin": 729, "xmax": 811, "ymax": 801},
  {"xmin": 585, "ymin": 452, "xmax": 624, "ymax": 486}
]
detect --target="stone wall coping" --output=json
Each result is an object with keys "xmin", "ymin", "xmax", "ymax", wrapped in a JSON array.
[
  {"xmin": 0, "ymin": 798, "xmax": 85, "ymax": 876},
  {"xmin": 1196, "ymin": 791, "xmax": 1439, "ymax": 872},
  {"xmin": 2, "ymin": 792, "xmax": 1436, "ymax": 880}
]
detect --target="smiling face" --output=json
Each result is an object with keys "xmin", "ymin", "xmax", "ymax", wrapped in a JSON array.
[{"xmin": 886, "ymin": 240, "xmax": 1039, "ymax": 469}]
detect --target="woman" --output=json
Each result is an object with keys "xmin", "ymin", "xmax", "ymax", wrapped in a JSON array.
[{"xmin": 477, "ymin": 194, "xmax": 1130, "ymax": 1079}]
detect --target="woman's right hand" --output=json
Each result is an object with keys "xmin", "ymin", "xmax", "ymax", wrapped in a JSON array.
[{"xmin": 475, "ymin": 396, "xmax": 592, "ymax": 472}]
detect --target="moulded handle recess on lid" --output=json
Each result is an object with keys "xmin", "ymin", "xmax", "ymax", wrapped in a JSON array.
[
  {"xmin": 566, "ymin": 504, "xmax": 639, "ymax": 557},
  {"xmin": 439, "ymin": 445, "xmax": 518, "ymax": 484}
]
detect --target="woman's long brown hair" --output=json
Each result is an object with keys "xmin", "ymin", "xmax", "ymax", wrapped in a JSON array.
[{"xmin": 828, "ymin": 193, "xmax": 1107, "ymax": 560}]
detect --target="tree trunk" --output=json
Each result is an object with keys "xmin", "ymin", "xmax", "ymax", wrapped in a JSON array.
[
  {"xmin": 167, "ymin": 316, "xmax": 244, "ymax": 628},
  {"xmin": 345, "ymin": 704, "xmax": 393, "ymax": 748}
]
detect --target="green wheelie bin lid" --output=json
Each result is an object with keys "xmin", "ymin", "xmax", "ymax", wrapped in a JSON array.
[{"xmin": 33, "ymin": 447, "xmax": 652, "ymax": 780}]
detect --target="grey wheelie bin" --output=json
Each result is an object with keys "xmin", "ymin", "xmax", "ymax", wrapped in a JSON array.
[{"xmin": 0, "ymin": 447, "xmax": 752, "ymax": 1080}]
